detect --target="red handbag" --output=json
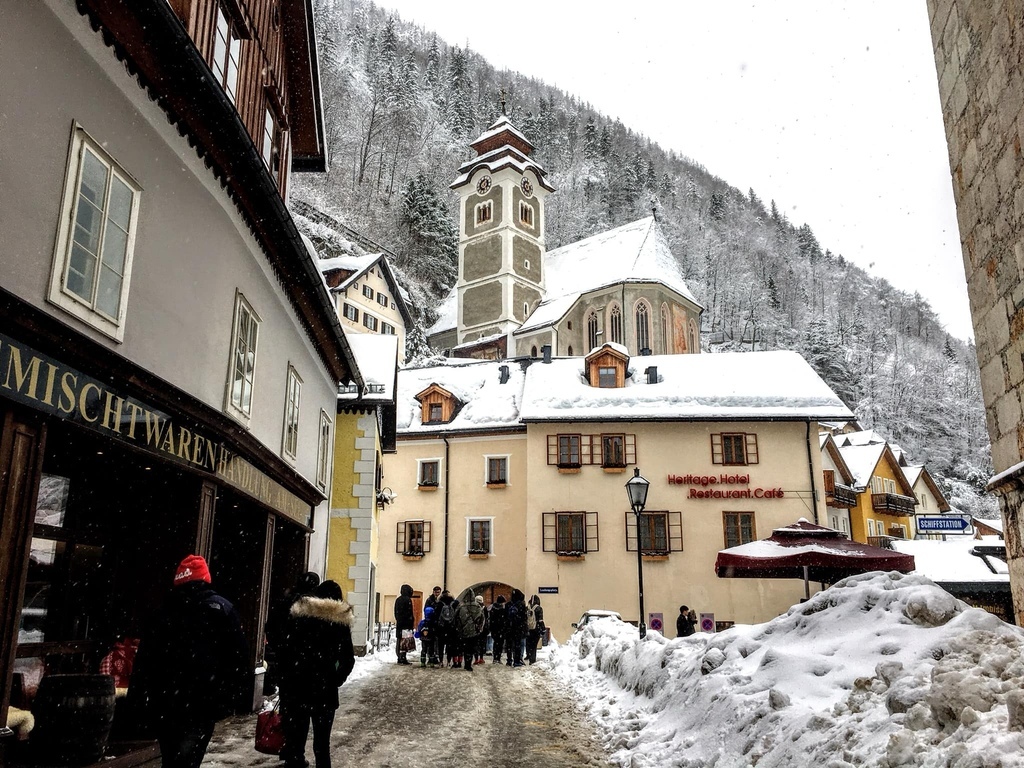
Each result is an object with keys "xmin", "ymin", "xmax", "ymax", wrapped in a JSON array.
[{"xmin": 255, "ymin": 698, "xmax": 284, "ymax": 755}]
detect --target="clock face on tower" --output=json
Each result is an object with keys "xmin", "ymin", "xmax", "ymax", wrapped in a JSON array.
[
  {"xmin": 520, "ymin": 176, "xmax": 534, "ymax": 197},
  {"xmin": 476, "ymin": 176, "xmax": 492, "ymax": 195}
]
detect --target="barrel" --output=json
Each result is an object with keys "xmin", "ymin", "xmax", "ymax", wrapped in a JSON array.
[{"xmin": 31, "ymin": 673, "xmax": 116, "ymax": 765}]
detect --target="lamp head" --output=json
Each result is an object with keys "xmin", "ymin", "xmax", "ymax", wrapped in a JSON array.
[{"xmin": 625, "ymin": 467, "xmax": 650, "ymax": 511}]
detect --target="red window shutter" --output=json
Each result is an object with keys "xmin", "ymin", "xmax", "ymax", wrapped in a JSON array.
[
  {"xmin": 423, "ymin": 521, "xmax": 431, "ymax": 553},
  {"xmin": 591, "ymin": 435, "xmax": 603, "ymax": 465},
  {"xmin": 586, "ymin": 511, "xmax": 599, "ymax": 552},
  {"xmin": 625, "ymin": 434, "xmax": 636, "ymax": 464},
  {"xmin": 396, "ymin": 521, "xmax": 406, "ymax": 553},
  {"xmin": 581, "ymin": 435, "xmax": 592, "ymax": 465},
  {"xmin": 542, "ymin": 512, "xmax": 555, "ymax": 551},
  {"xmin": 669, "ymin": 511, "xmax": 683, "ymax": 551},
  {"xmin": 547, "ymin": 435, "xmax": 558, "ymax": 465}
]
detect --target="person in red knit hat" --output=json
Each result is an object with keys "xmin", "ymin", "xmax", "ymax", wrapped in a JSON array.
[{"xmin": 128, "ymin": 555, "xmax": 248, "ymax": 768}]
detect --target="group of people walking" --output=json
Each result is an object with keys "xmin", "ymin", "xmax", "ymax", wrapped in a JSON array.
[{"xmin": 395, "ymin": 585, "xmax": 546, "ymax": 670}]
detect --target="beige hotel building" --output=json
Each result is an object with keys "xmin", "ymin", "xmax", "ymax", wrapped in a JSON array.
[{"xmin": 378, "ymin": 344, "xmax": 853, "ymax": 637}]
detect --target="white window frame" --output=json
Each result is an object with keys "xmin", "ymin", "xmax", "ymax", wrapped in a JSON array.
[
  {"xmin": 519, "ymin": 200, "xmax": 534, "ymax": 229},
  {"xmin": 467, "ymin": 517, "xmax": 494, "ymax": 555},
  {"xmin": 316, "ymin": 409, "xmax": 332, "ymax": 492},
  {"xmin": 281, "ymin": 364, "xmax": 302, "ymax": 460},
  {"xmin": 212, "ymin": 4, "xmax": 242, "ymax": 104},
  {"xmin": 225, "ymin": 291, "xmax": 261, "ymax": 423},
  {"xmin": 474, "ymin": 200, "xmax": 493, "ymax": 226},
  {"xmin": 48, "ymin": 124, "xmax": 142, "ymax": 342},
  {"xmin": 867, "ymin": 519, "xmax": 877, "ymax": 537},
  {"xmin": 418, "ymin": 457, "xmax": 443, "ymax": 487},
  {"xmin": 484, "ymin": 454, "xmax": 510, "ymax": 486}
]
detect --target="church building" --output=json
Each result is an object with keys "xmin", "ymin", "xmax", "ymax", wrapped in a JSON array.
[{"xmin": 428, "ymin": 116, "xmax": 704, "ymax": 360}]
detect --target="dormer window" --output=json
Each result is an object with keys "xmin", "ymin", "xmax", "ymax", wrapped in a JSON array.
[
  {"xmin": 584, "ymin": 343, "xmax": 629, "ymax": 389},
  {"xmin": 475, "ymin": 201, "xmax": 492, "ymax": 226},
  {"xmin": 415, "ymin": 384, "xmax": 458, "ymax": 425}
]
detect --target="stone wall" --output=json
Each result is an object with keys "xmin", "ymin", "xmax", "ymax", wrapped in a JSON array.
[{"xmin": 927, "ymin": 0, "xmax": 1024, "ymax": 623}]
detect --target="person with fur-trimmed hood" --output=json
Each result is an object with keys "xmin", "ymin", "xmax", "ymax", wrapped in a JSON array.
[
  {"xmin": 454, "ymin": 590, "xmax": 485, "ymax": 671},
  {"xmin": 278, "ymin": 580, "xmax": 355, "ymax": 768}
]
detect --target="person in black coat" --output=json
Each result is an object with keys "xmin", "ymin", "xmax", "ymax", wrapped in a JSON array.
[
  {"xmin": 394, "ymin": 583, "xmax": 415, "ymax": 665},
  {"xmin": 526, "ymin": 595, "xmax": 545, "ymax": 664},
  {"xmin": 278, "ymin": 580, "xmax": 355, "ymax": 768},
  {"xmin": 129, "ymin": 555, "xmax": 248, "ymax": 768},
  {"xmin": 264, "ymin": 571, "xmax": 320, "ymax": 692},
  {"xmin": 677, "ymin": 605, "xmax": 697, "ymax": 637},
  {"xmin": 505, "ymin": 589, "xmax": 528, "ymax": 667},
  {"xmin": 488, "ymin": 596, "xmax": 507, "ymax": 664}
]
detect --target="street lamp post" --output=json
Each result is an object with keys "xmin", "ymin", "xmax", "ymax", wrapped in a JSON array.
[{"xmin": 625, "ymin": 467, "xmax": 650, "ymax": 639}]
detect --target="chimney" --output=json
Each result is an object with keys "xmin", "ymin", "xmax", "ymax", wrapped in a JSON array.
[
  {"xmin": 499, "ymin": 365, "xmax": 510, "ymax": 384},
  {"xmin": 645, "ymin": 366, "xmax": 658, "ymax": 384},
  {"xmin": 542, "ymin": 345, "xmax": 552, "ymax": 364}
]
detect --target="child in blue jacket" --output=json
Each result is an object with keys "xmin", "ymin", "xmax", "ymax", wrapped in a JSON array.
[{"xmin": 414, "ymin": 606, "xmax": 439, "ymax": 667}]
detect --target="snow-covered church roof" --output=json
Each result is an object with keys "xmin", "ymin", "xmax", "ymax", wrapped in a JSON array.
[{"xmin": 516, "ymin": 216, "xmax": 701, "ymax": 335}]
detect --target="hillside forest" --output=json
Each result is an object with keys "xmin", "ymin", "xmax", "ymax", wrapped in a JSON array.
[{"xmin": 294, "ymin": 0, "xmax": 996, "ymax": 517}]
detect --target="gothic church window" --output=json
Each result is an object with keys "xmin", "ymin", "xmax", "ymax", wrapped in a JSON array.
[
  {"xmin": 587, "ymin": 311, "xmax": 599, "ymax": 351},
  {"xmin": 661, "ymin": 304, "xmax": 672, "ymax": 354},
  {"xmin": 635, "ymin": 301, "xmax": 651, "ymax": 353},
  {"xmin": 609, "ymin": 304, "xmax": 623, "ymax": 344}
]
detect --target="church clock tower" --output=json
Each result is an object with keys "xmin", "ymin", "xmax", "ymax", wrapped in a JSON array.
[{"xmin": 450, "ymin": 115, "xmax": 554, "ymax": 355}]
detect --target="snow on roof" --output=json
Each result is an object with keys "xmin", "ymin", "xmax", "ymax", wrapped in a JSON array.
[
  {"xmin": 836, "ymin": 443, "xmax": 887, "ymax": 488},
  {"xmin": 427, "ymin": 290, "xmax": 458, "ymax": 337},
  {"xmin": 903, "ymin": 464, "xmax": 924, "ymax": 487},
  {"xmin": 549, "ymin": 571, "xmax": 1024, "ymax": 765},
  {"xmin": 319, "ymin": 252, "xmax": 379, "ymax": 279},
  {"xmin": 974, "ymin": 515, "xmax": 1003, "ymax": 532},
  {"xmin": 396, "ymin": 359, "xmax": 526, "ymax": 434},
  {"xmin": 338, "ymin": 334, "xmax": 398, "ymax": 402},
  {"xmin": 836, "ymin": 429, "xmax": 887, "ymax": 447},
  {"xmin": 515, "ymin": 217, "xmax": 700, "ymax": 335},
  {"xmin": 451, "ymin": 154, "xmax": 550, "ymax": 190},
  {"xmin": 891, "ymin": 538, "xmax": 1009, "ymax": 583},
  {"xmin": 450, "ymin": 332, "xmax": 506, "ymax": 351},
  {"xmin": 470, "ymin": 115, "xmax": 533, "ymax": 149},
  {"xmin": 520, "ymin": 350, "xmax": 853, "ymax": 422}
]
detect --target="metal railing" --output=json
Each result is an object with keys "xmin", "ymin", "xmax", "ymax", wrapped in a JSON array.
[{"xmin": 371, "ymin": 622, "xmax": 395, "ymax": 654}]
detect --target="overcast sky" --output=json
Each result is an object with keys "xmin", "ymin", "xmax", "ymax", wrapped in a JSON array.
[{"xmin": 374, "ymin": 1, "xmax": 974, "ymax": 341}]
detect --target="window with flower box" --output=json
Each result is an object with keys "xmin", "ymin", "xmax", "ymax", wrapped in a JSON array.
[
  {"xmin": 418, "ymin": 459, "xmax": 440, "ymax": 488},
  {"xmin": 397, "ymin": 520, "xmax": 431, "ymax": 556},
  {"xmin": 468, "ymin": 519, "xmax": 492, "ymax": 555}
]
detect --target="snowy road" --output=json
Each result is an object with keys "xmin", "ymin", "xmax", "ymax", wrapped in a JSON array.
[{"xmin": 204, "ymin": 655, "xmax": 613, "ymax": 767}]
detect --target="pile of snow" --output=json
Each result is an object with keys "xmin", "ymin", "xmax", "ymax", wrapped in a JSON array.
[{"xmin": 547, "ymin": 572, "xmax": 1024, "ymax": 767}]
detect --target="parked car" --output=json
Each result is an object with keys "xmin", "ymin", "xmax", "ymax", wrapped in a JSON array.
[{"xmin": 572, "ymin": 609, "xmax": 622, "ymax": 631}]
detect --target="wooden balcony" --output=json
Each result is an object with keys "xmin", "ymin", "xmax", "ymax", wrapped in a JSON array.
[
  {"xmin": 871, "ymin": 493, "xmax": 916, "ymax": 516},
  {"xmin": 827, "ymin": 484, "xmax": 858, "ymax": 508}
]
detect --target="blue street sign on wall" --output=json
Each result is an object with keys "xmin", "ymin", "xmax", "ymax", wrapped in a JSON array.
[{"xmin": 916, "ymin": 515, "xmax": 972, "ymax": 533}]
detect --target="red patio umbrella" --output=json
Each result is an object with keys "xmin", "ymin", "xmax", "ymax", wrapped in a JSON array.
[{"xmin": 715, "ymin": 519, "xmax": 916, "ymax": 599}]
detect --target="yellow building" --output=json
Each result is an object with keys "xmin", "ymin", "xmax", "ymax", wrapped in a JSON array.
[
  {"xmin": 837, "ymin": 440, "xmax": 917, "ymax": 544},
  {"xmin": 328, "ymin": 334, "xmax": 399, "ymax": 653},
  {"xmin": 379, "ymin": 344, "xmax": 853, "ymax": 637}
]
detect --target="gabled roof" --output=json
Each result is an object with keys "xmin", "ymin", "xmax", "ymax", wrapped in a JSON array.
[
  {"xmin": 820, "ymin": 434, "xmax": 856, "ymax": 486},
  {"xmin": 836, "ymin": 443, "xmax": 915, "ymax": 496},
  {"xmin": 398, "ymin": 359, "xmax": 526, "ymax": 434},
  {"xmin": 515, "ymin": 217, "xmax": 701, "ymax": 336},
  {"xmin": 903, "ymin": 464, "xmax": 951, "ymax": 512},
  {"xmin": 294, "ymin": 208, "xmax": 414, "ymax": 328}
]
